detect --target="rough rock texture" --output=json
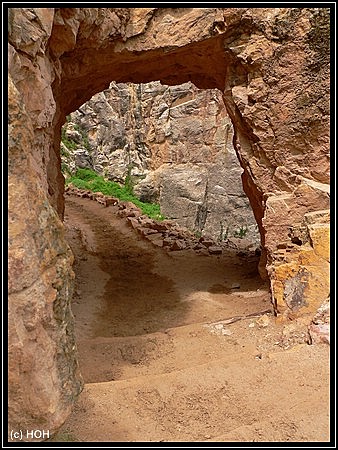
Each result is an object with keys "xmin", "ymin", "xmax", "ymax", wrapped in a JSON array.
[
  {"xmin": 143, "ymin": 161, "xmax": 259, "ymax": 243},
  {"xmin": 308, "ymin": 297, "xmax": 330, "ymax": 345},
  {"xmin": 271, "ymin": 209, "xmax": 330, "ymax": 317},
  {"xmin": 8, "ymin": 6, "xmax": 330, "ymax": 438},
  {"xmin": 8, "ymin": 76, "xmax": 83, "ymax": 439},
  {"xmin": 62, "ymin": 81, "xmax": 259, "ymax": 243},
  {"xmin": 65, "ymin": 81, "xmax": 233, "ymax": 180}
]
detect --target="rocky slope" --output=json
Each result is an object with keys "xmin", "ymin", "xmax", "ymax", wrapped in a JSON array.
[{"xmin": 62, "ymin": 81, "xmax": 259, "ymax": 243}]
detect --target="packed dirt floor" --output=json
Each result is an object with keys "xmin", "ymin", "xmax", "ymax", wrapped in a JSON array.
[{"xmin": 51, "ymin": 196, "xmax": 330, "ymax": 443}]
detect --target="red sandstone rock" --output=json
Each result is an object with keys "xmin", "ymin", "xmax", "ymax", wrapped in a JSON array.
[
  {"xmin": 8, "ymin": 76, "xmax": 83, "ymax": 439},
  {"xmin": 170, "ymin": 240, "xmax": 187, "ymax": 251},
  {"xmin": 104, "ymin": 197, "xmax": 119, "ymax": 207},
  {"xmin": 308, "ymin": 324, "xmax": 330, "ymax": 345},
  {"xmin": 200, "ymin": 239, "xmax": 215, "ymax": 248},
  {"xmin": 162, "ymin": 238, "xmax": 173, "ymax": 248},
  {"xmin": 7, "ymin": 6, "xmax": 330, "ymax": 439},
  {"xmin": 139, "ymin": 228, "xmax": 159, "ymax": 237},
  {"xmin": 208, "ymin": 246, "xmax": 223, "ymax": 255},
  {"xmin": 125, "ymin": 208, "xmax": 142, "ymax": 218},
  {"xmin": 144, "ymin": 232, "xmax": 164, "ymax": 247},
  {"xmin": 126, "ymin": 217, "xmax": 140, "ymax": 229}
]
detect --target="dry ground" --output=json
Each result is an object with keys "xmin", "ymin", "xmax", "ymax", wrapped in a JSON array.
[{"xmin": 51, "ymin": 196, "xmax": 330, "ymax": 443}]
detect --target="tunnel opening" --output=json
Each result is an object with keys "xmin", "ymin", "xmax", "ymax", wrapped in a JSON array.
[
  {"xmin": 47, "ymin": 22, "xmax": 271, "ymax": 286},
  {"xmin": 61, "ymin": 80, "xmax": 262, "ymax": 246},
  {"xmin": 60, "ymin": 80, "xmax": 272, "ymax": 387}
]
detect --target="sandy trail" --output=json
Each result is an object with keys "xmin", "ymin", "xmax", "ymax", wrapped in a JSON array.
[{"xmin": 51, "ymin": 196, "xmax": 330, "ymax": 443}]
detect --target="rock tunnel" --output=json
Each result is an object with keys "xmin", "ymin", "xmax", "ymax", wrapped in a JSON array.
[{"xmin": 8, "ymin": 7, "xmax": 330, "ymax": 438}]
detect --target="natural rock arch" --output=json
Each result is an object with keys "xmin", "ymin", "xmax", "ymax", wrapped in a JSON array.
[{"xmin": 8, "ymin": 7, "xmax": 330, "ymax": 438}]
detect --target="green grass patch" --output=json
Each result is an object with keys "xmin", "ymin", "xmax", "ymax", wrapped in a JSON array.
[
  {"xmin": 72, "ymin": 168, "xmax": 98, "ymax": 181},
  {"xmin": 67, "ymin": 168, "xmax": 164, "ymax": 221}
]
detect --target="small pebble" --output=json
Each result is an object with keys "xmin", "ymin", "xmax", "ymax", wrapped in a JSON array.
[
  {"xmin": 256, "ymin": 314, "xmax": 270, "ymax": 328},
  {"xmin": 222, "ymin": 328, "xmax": 232, "ymax": 336}
]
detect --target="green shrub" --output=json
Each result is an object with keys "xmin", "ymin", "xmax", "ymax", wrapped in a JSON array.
[
  {"xmin": 75, "ymin": 168, "xmax": 99, "ymax": 181},
  {"xmin": 194, "ymin": 230, "xmax": 202, "ymax": 239},
  {"xmin": 124, "ymin": 164, "xmax": 135, "ymax": 195},
  {"xmin": 234, "ymin": 225, "xmax": 248, "ymax": 239},
  {"xmin": 69, "ymin": 178, "xmax": 89, "ymax": 190},
  {"xmin": 218, "ymin": 221, "xmax": 229, "ymax": 242},
  {"xmin": 67, "ymin": 169, "xmax": 164, "ymax": 221}
]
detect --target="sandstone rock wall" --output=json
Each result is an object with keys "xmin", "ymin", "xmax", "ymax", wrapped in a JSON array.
[
  {"xmin": 8, "ymin": 7, "xmax": 330, "ymax": 438},
  {"xmin": 62, "ymin": 81, "xmax": 259, "ymax": 243},
  {"xmin": 8, "ymin": 76, "xmax": 83, "ymax": 438}
]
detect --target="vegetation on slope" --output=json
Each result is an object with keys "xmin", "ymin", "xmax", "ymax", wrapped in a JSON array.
[{"xmin": 66, "ymin": 168, "xmax": 164, "ymax": 221}]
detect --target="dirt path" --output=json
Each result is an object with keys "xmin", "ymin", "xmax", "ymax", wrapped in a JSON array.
[{"xmin": 51, "ymin": 196, "xmax": 330, "ymax": 443}]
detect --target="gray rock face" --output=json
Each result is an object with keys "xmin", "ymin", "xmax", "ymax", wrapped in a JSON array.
[{"xmin": 62, "ymin": 81, "xmax": 259, "ymax": 244}]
